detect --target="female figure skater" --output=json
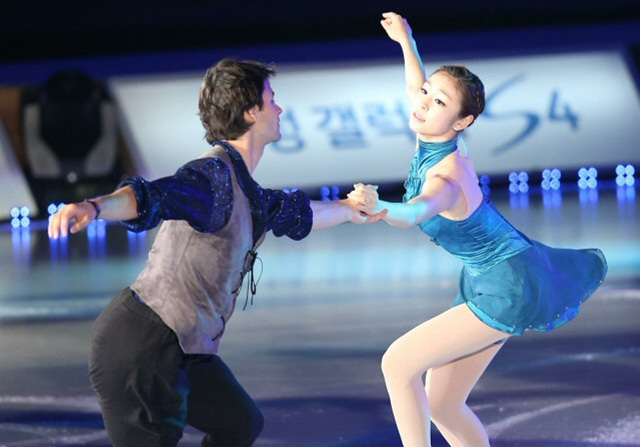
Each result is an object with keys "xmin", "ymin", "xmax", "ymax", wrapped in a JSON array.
[{"xmin": 347, "ymin": 12, "xmax": 607, "ymax": 447}]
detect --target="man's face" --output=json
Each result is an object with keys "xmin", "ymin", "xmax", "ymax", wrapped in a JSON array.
[{"xmin": 253, "ymin": 80, "xmax": 283, "ymax": 144}]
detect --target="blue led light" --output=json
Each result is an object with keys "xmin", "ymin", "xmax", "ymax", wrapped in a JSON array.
[
  {"xmin": 578, "ymin": 167, "xmax": 597, "ymax": 189},
  {"xmin": 616, "ymin": 164, "xmax": 635, "ymax": 189},
  {"xmin": 11, "ymin": 217, "xmax": 20, "ymax": 228},
  {"xmin": 320, "ymin": 186, "xmax": 330, "ymax": 201},
  {"xmin": 541, "ymin": 168, "xmax": 561, "ymax": 191},
  {"xmin": 47, "ymin": 203, "xmax": 58, "ymax": 215},
  {"xmin": 330, "ymin": 185, "xmax": 340, "ymax": 201},
  {"xmin": 509, "ymin": 171, "xmax": 529, "ymax": 194},
  {"xmin": 20, "ymin": 206, "xmax": 30, "ymax": 217},
  {"xmin": 57, "ymin": 203, "xmax": 65, "ymax": 212},
  {"xmin": 578, "ymin": 178, "xmax": 588, "ymax": 190},
  {"xmin": 20, "ymin": 217, "xmax": 30, "ymax": 227},
  {"xmin": 10, "ymin": 207, "xmax": 20, "ymax": 218}
]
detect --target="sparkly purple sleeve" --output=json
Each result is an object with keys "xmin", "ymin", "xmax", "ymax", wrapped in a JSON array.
[
  {"xmin": 118, "ymin": 158, "xmax": 233, "ymax": 233},
  {"xmin": 262, "ymin": 188, "xmax": 313, "ymax": 241}
]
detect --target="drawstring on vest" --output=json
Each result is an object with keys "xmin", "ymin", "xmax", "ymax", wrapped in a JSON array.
[{"xmin": 242, "ymin": 251, "xmax": 263, "ymax": 311}]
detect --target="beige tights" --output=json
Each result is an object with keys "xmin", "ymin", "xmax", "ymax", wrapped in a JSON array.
[{"xmin": 381, "ymin": 304, "xmax": 508, "ymax": 447}]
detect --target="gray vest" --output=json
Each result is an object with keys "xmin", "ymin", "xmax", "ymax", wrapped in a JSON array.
[{"xmin": 131, "ymin": 144, "xmax": 263, "ymax": 354}]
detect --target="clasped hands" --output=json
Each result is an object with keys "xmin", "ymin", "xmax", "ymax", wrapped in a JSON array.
[{"xmin": 345, "ymin": 183, "xmax": 388, "ymax": 224}]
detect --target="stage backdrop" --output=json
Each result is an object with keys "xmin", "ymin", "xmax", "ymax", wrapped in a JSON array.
[
  {"xmin": 0, "ymin": 121, "xmax": 38, "ymax": 219},
  {"xmin": 110, "ymin": 50, "xmax": 640, "ymax": 189}
]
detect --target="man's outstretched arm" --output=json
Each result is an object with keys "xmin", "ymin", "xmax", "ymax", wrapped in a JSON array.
[
  {"xmin": 48, "ymin": 186, "xmax": 138, "ymax": 239},
  {"xmin": 311, "ymin": 199, "xmax": 387, "ymax": 230}
]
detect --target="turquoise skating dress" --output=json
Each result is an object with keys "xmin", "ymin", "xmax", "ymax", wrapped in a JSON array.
[{"xmin": 404, "ymin": 138, "xmax": 607, "ymax": 335}]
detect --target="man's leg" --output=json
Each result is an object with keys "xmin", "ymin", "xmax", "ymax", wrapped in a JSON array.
[
  {"xmin": 89, "ymin": 289, "xmax": 188, "ymax": 447},
  {"xmin": 186, "ymin": 355, "xmax": 264, "ymax": 447}
]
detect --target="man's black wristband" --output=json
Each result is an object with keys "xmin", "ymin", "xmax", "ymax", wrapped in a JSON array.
[{"xmin": 84, "ymin": 199, "xmax": 102, "ymax": 221}]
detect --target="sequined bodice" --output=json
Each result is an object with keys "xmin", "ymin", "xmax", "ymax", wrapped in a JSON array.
[{"xmin": 403, "ymin": 142, "xmax": 531, "ymax": 276}]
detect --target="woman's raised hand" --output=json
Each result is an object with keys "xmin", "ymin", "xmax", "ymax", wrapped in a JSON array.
[{"xmin": 380, "ymin": 12, "xmax": 413, "ymax": 44}]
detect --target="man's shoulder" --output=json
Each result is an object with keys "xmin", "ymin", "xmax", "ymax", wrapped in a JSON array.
[{"xmin": 198, "ymin": 144, "xmax": 230, "ymax": 163}]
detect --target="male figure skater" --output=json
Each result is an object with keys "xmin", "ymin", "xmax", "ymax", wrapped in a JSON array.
[{"xmin": 48, "ymin": 58, "xmax": 384, "ymax": 446}]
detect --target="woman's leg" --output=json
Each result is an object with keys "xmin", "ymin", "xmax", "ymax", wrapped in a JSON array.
[
  {"xmin": 425, "ymin": 341, "xmax": 505, "ymax": 446},
  {"xmin": 380, "ymin": 304, "xmax": 508, "ymax": 447}
]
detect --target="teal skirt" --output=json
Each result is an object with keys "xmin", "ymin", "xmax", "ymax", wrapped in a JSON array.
[{"xmin": 453, "ymin": 240, "xmax": 607, "ymax": 335}]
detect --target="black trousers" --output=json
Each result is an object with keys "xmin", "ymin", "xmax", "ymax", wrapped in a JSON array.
[{"xmin": 88, "ymin": 288, "xmax": 263, "ymax": 447}]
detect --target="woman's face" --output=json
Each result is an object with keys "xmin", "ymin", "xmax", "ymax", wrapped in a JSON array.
[{"xmin": 409, "ymin": 71, "xmax": 467, "ymax": 141}]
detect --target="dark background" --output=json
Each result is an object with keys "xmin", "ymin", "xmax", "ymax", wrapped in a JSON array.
[{"xmin": 3, "ymin": 0, "xmax": 639, "ymax": 63}]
